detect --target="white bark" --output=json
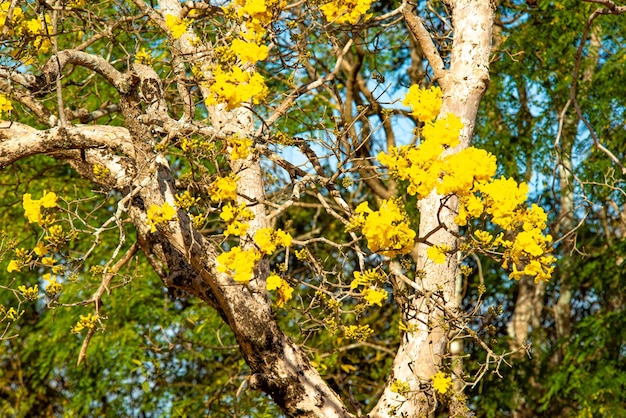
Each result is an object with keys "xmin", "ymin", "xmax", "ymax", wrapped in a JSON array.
[{"xmin": 371, "ymin": 1, "xmax": 493, "ymax": 416}]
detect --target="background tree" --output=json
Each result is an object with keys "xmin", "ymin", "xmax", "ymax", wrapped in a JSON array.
[{"xmin": 0, "ymin": 0, "xmax": 622, "ymax": 417}]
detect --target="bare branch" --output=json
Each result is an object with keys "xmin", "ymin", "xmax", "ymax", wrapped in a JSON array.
[
  {"xmin": 0, "ymin": 122, "xmax": 136, "ymax": 168},
  {"xmin": 401, "ymin": 1, "xmax": 449, "ymax": 88}
]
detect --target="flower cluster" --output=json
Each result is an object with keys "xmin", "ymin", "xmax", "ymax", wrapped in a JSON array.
[
  {"xmin": 174, "ymin": 190, "xmax": 200, "ymax": 211},
  {"xmin": 146, "ymin": 202, "xmax": 177, "ymax": 233},
  {"xmin": 0, "ymin": 93, "xmax": 12, "ymax": 117},
  {"xmin": 205, "ymin": 65, "xmax": 268, "ymax": 110},
  {"xmin": 427, "ymin": 244, "xmax": 450, "ymax": 265},
  {"xmin": 432, "ymin": 371, "xmax": 453, "ymax": 394},
  {"xmin": 266, "ymin": 274, "xmax": 294, "ymax": 307},
  {"xmin": 23, "ymin": 190, "xmax": 58, "ymax": 226},
  {"xmin": 216, "ymin": 246, "xmax": 261, "ymax": 282},
  {"xmin": 165, "ymin": 14, "xmax": 191, "ymax": 39},
  {"xmin": 254, "ymin": 227, "xmax": 293, "ymax": 254},
  {"xmin": 135, "ymin": 48, "xmax": 154, "ymax": 65},
  {"xmin": 220, "ymin": 202, "xmax": 255, "ymax": 237},
  {"xmin": 209, "ymin": 174, "xmax": 238, "ymax": 202},
  {"xmin": 344, "ymin": 324, "xmax": 374, "ymax": 341},
  {"xmin": 349, "ymin": 199, "xmax": 416, "ymax": 257},
  {"xmin": 230, "ymin": 39, "xmax": 268, "ymax": 64},
  {"xmin": 18, "ymin": 284, "xmax": 38, "ymax": 301},
  {"xmin": 0, "ymin": 3, "xmax": 52, "ymax": 55},
  {"xmin": 379, "ymin": 86, "xmax": 555, "ymax": 281},
  {"xmin": 226, "ymin": 134, "xmax": 254, "ymax": 161},
  {"xmin": 320, "ymin": 0, "xmax": 373, "ymax": 24},
  {"xmin": 403, "ymin": 85, "xmax": 442, "ymax": 122},
  {"xmin": 71, "ymin": 313, "xmax": 99, "ymax": 334},
  {"xmin": 351, "ymin": 269, "xmax": 388, "ymax": 307},
  {"xmin": 390, "ymin": 379, "xmax": 411, "ymax": 396},
  {"xmin": 228, "ymin": 0, "xmax": 284, "ymax": 42}
]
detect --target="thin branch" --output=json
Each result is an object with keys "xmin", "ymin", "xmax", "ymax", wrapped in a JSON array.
[{"xmin": 401, "ymin": 1, "xmax": 449, "ymax": 88}]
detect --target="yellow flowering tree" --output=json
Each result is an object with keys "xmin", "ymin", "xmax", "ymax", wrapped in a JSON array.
[{"xmin": 1, "ymin": 0, "xmax": 621, "ymax": 416}]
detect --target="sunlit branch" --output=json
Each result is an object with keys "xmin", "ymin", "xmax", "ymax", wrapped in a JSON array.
[{"xmin": 401, "ymin": 1, "xmax": 449, "ymax": 88}]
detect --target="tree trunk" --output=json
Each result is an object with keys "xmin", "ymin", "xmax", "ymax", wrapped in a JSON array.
[{"xmin": 370, "ymin": 1, "xmax": 494, "ymax": 416}]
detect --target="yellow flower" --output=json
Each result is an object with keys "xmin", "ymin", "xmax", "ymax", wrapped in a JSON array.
[
  {"xmin": 174, "ymin": 190, "xmax": 200, "ymax": 210},
  {"xmin": 254, "ymin": 227, "xmax": 293, "ymax": 254},
  {"xmin": 390, "ymin": 379, "xmax": 411, "ymax": 396},
  {"xmin": 34, "ymin": 241, "xmax": 49, "ymax": 256},
  {"xmin": 226, "ymin": 134, "xmax": 254, "ymax": 160},
  {"xmin": 427, "ymin": 244, "xmax": 450, "ymax": 264},
  {"xmin": 209, "ymin": 174, "xmax": 238, "ymax": 202},
  {"xmin": 362, "ymin": 287, "xmax": 387, "ymax": 307},
  {"xmin": 216, "ymin": 246, "xmax": 261, "ymax": 282},
  {"xmin": 402, "ymin": 85, "xmax": 442, "ymax": 123},
  {"xmin": 71, "ymin": 313, "xmax": 98, "ymax": 334},
  {"xmin": 146, "ymin": 202, "xmax": 177, "ymax": 233},
  {"xmin": 421, "ymin": 113, "xmax": 463, "ymax": 149},
  {"xmin": 205, "ymin": 66, "xmax": 268, "ymax": 110},
  {"xmin": 473, "ymin": 230, "xmax": 493, "ymax": 245},
  {"xmin": 44, "ymin": 275, "xmax": 62, "ymax": 296},
  {"xmin": 266, "ymin": 274, "xmax": 294, "ymax": 307},
  {"xmin": 0, "ymin": 93, "xmax": 13, "ymax": 117},
  {"xmin": 7, "ymin": 259, "xmax": 22, "ymax": 273},
  {"xmin": 352, "ymin": 200, "xmax": 416, "ymax": 257},
  {"xmin": 344, "ymin": 324, "xmax": 374, "ymax": 341},
  {"xmin": 165, "ymin": 14, "xmax": 190, "ymax": 39},
  {"xmin": 220, "ymin": 203, "xmax": 254, "ymax": 237},
  {"xmin": 18, "ymin": 284, "xmax": 39, "ymax": 301},
  {"xmin": 22, "ymin": 190, "xmax": 57, "ymax": 226},
  {"xmin": 230, "ymin": 39, "xmax": 269, "ymax": 63},
  {"xmin": 350, "ymin": 269, "xmax": 379, "ymax": 289},
  {"xmin": 320, "ymin": 0, "xmax": 373, "ymax": 24},
  {"xmin": 135, "ymin": 48, "xmax": 154, "ymax": 65},
  {"xmin": 431, "ymin": 371, "xmax": 452, "ymax": 394}
]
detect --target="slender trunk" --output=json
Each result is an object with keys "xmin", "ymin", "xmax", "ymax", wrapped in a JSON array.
[{"xmin": 370, "ymin": 1, "xmax": 493, "ymax": 416}]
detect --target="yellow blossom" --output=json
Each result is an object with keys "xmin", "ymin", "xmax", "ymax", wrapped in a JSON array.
[
  {"xmin": 350, "ymin": 269, "xmax": 380, "ymax": 289},
  {"xmin": 473, "ymin": 230, "xmax": 493, "ymax": 245},
  {"xmin": 427, "ymin": 244, "xmax": 450, "ymax": 264},
  {"xmin": 18, "ymin": 284, "xmax": 39, "ymax": 301},
  {"xmin": 402, "ymin": 85, "xmax": 442, "ymax": 122},
  {"xmin": 320, "ymin": 0, "xmax": 373, "ymax": 24},
  {"xmin": 230, "ymin": 39, "xmax": 269, "ymax": 63},
  {"xmin": 421, "ymin": 113, "xmax": 464, "ymax": 149},
  {"xmin": 432, "ymin": 371, "xmax": 453, "ymax": 394},
  {"xmin": 390, "ymin": 379, "xmax": 411, "ymax": 396},
  {"xmin": 135, "ymin": 48, "xmax": 154, "ymax": 65},
  {"xmin": 351, "ymin": 200, "xmax": 416, "ymax": 257},
  {"xmin": 23, "ymin": 190, "xmax": 57, "ymax": 226},
  {"xmin": 165, "ymin": 14, "xmax": 190, "ymax": 39},
  {"xmin": 344, "ymin": 324, "xmax": 374, "ymax": 341},
  {"xmin": 220, "ymin": 202, "xmax": 254, "ymax": 237},
  {"xmin": 226, "ymin": 134, "xmax": 254, "ymax": 160},
  {"xmin": 205, "ymin": 66, "xmax": 268, "ymax": 110},
  {"xmin": 71, "ymin": 313, "xmax": 98, "ymax": 334},
  {"xmin": 44, "ymin": 274, "xmax": 62, "ymax": 296},
  {"xmin": 41, "ymin": 256, "xmax": 56, "ymax": 266},
  {"xmin": 146, "ymin": 202, "xmax": 177, "ymax": 233},
  {"xmin": 209, "ymin": 174, "xmax": 238, "ymax": 202},
  {"xmin": 216, "ymin": 246, "xmax": 261, "ymax": 282},
  {"xmin": 266, "ymin": 274, "xmax": 294, "ymax": 307},
  {"xmin": 254, "ymin": 227, "xmax": 293, "ymax": 254},
  {"xmin": 7, "ymin": 259, "xmax": 22, "ymax": 273},
  {"xmin": 362, "ymin": 287, "xmax": 387, "ymax": 307},
  {"xmin": 0, "ymin": 93, "xmax": 12, "ymax": 117},
  {"xmin": 174, "ymin": 190, "xmax": 200, "ymax": 210},
  {"xmin": 5, "ymin": 307, "xmax": 18, "ymax": 320},
  {"xmin": 34, "ymin": 241, "xmax": 48, "ymax": 257}
]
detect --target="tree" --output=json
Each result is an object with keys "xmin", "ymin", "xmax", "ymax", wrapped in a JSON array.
[{"xmin": 0, "ymin": 0, "xmax": 622, "ymax": 416}]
